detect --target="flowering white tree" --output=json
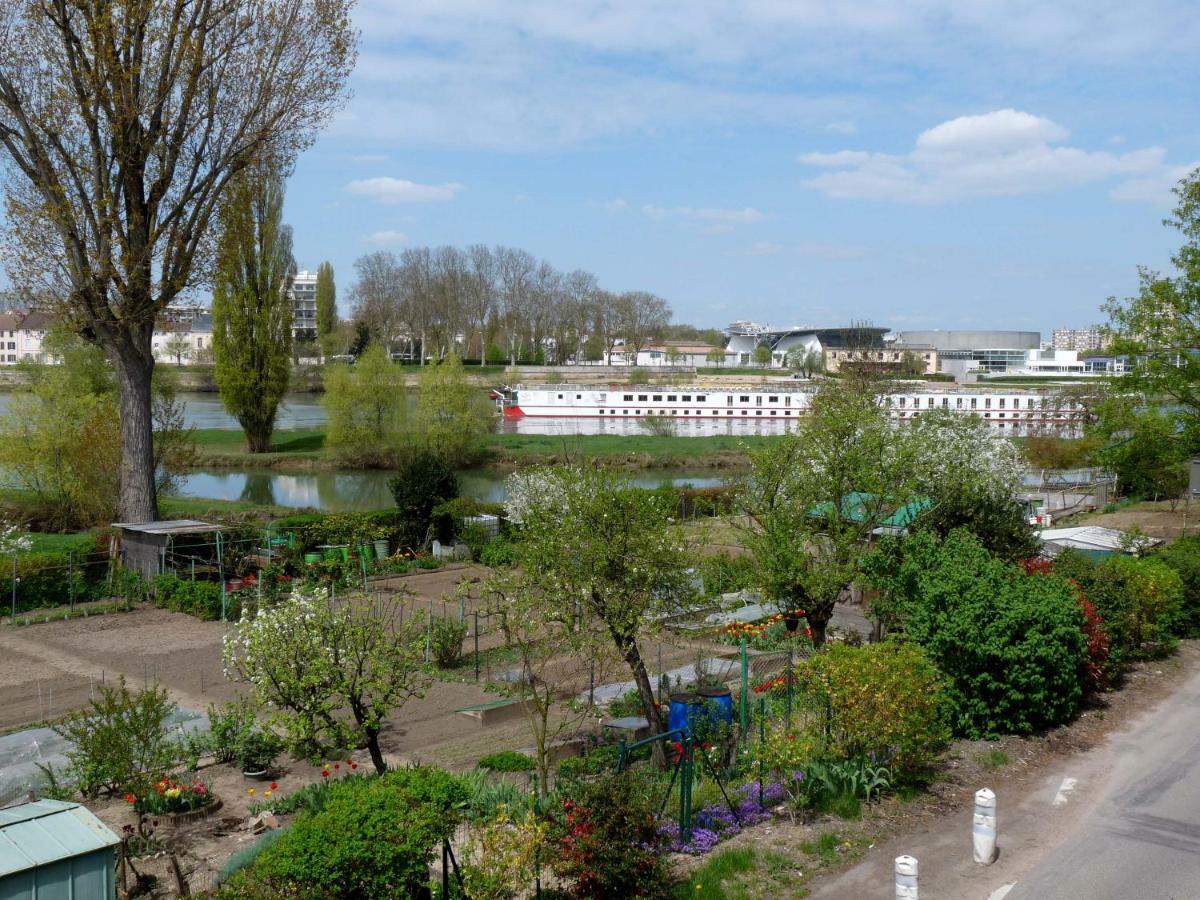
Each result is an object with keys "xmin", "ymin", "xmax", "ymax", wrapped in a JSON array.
[
  {"xmin": 503, "ymin": 469, "xmax": 568, "ymax": 524},
  {"xmin": 0, "ymin": 520, "xmax": 32, "ymax": 555},
  {"xmin": 223, "ymin": 586, "xmax": 429, "ymax": 773}
]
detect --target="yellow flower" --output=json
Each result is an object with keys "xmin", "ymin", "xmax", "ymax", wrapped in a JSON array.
[
  {"xmin": 247, "ymin": 788, "xmax": 255, "ymax": 795},
  {"xmin": 165, "ymin": 787, "xmax": 182, "ymax": 800},
  {"xmin": 264, "ymin": 790, "xmax": 273, "ymax": 797}
]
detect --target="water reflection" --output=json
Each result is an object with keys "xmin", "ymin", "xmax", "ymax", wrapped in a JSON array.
[{"xmin": 177, "ymin": 468, "xmax": 727, "ymax": 512}]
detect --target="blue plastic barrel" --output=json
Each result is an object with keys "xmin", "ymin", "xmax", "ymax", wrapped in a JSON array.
[
  {"xmin": 697, "ymin": 687, "xmax": 734, "ymax": 725},
  {"xmin": 667, "ymin": 693, "xmax": 702, "ymax": 734}
]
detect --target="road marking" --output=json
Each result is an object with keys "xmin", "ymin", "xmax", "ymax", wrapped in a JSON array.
[
  {"xmin": 1052, "ymin": 776, "xmax": 1078, "ymax": 806},
  {"xmin": 988, "ymin": 884, "xmax": 1016, "ymax": 900}
]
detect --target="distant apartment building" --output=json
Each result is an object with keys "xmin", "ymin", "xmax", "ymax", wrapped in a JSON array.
[
  {"xmin": 290, "ymin": 270, "xmax": 318, "ymax": 341},
  {"xmin": 1052, "ymin": 327, "xmax": 1108, "ymax": 352},
  {"xmin": 151, "ymin": 315, "xmax": 213, "ymax": 365},
  {"xmin": 824, "ymin": 345, "xmax": 939, "ymax": 375},
  {"xmin": 0, "ymin": 311, "xmax": 52, "ymax": 364}
]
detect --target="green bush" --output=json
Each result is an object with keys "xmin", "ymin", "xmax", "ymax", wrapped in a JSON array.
[
  {"xmin": 152, "ymin": 573, "xmax": 229, "ymax": 620},
  {"xmin": 477, "ymin": 750, "xmax": 536, "ymax": 773},
  {"xmin": 390, "ymin": 452, "xmax": 459, "ymax": 547},
  {"xmin": 459, "ymin": 769, "xmax": 530, "ymax": 822},
  {"xmin": 431, "ymin": 616, "xmax": 467, "ymax": 668},
  {"xmin": 796, "ymin": 642, "xmax": 949, "ymax": 780},
  {"xmin": 479, "ymin": 537, "xmax": 517, "ymax": 568},
  {"xmin": 867, "ymin": 530, "xmax": 1086, "ymax": 739},
  {"xmin": 552, "ymin": 770, "xmax": 671, "ymax": 899},
  {"xmin": 207, "ymin": 699, "xmax": 258, "ymax": 764},
  {"xmin": 252, "ymin": 767, "xmax": 466, "ymax": 897},
  {"xmin": 53, "ymin": 679, "xmax": 177, "ymax": 799},
  {"xmin": 214, "ymin": 828, "xmax": 288, "ymax": 888},
  {"xmin": 1158, "ymin": 535, "xmax": 1200, "ymax": 637},
  {"xmin": 1077, "ymin": 554, "xmax": 1184, "ymax": 663},
  {"xmin": 698, "ymin": 552, "xmax": 757, "ymax": 596},
  {"xmin": 10, "ymin": 538, "xmax": 107, "ymax": 613}
]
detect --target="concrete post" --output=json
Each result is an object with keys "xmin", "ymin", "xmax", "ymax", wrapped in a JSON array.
[
  {"xmin": 973, "ymin": 788, "xmax": 997, "ymax": 864},
  {"xmin": 895, "ymin": 855, "xmax": 918, "ymax": 900}
]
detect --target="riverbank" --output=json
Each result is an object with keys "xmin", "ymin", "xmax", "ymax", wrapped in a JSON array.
[{"xmin": 192, "ymin": 428, "xmax": 774, "ymax": 472}]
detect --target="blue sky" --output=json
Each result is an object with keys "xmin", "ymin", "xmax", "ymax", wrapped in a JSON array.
[{"xmin": 282, "ymin": 1, "xmax": 1200, "ymax": 335}]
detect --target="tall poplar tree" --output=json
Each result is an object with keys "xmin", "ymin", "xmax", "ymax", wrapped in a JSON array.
[
  {"xmin": 212, "ymin": 166, "xmax": 295, "ymax": 453},
  {"xmin": 315, "ymin": 261, "xmax": 338, "ymax": 356}
]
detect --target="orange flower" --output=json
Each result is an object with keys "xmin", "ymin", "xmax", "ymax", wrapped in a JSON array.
[{"xmin": 124, "ymin": 793, "xmax": 136, "ymax": 805}]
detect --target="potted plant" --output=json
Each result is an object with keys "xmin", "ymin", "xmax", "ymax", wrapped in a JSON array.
[{"xmin": 238, "ymin": 730, "xmax": 283, "ymax": 779}]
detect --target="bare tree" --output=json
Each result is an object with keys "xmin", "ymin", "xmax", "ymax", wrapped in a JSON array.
[
  {"xmin": 349, "ymin": 252, "xmax": 405, "ymax": 353},
  {"xmin": 615, "ymin": 291, "xmax": 671, "ymax": 361},
  {"xmin": 0, "ymin": 0, "xmax": 356, "ymax": 521},
  {"xmin": 496, "ymin": 246, "xmax": 536, "ymax": 365},
  {"xmin": 464, "ymin": 244, "xmax": 497, "ymax": 364}
]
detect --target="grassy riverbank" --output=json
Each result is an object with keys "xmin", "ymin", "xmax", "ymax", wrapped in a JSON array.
[{"xmin": 192, "ymin": 428, "xmax": 775, "ymax": 471}]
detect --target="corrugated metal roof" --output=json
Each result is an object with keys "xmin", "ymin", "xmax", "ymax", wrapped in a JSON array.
[
  {"xmin": 1038, "ymin": 526, "xmax": 1160, "ymax": 554},
  {"xmin": 0, "ymin": 800, "xmax": 118, "ymax": 877},
  {"xmin": 111, "ymin": 519, "xmax": 222, "ymax": 535}
]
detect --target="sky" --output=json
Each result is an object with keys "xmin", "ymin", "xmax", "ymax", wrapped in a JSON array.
[{"xmin": 73, "ymin": 3, "xmax": 1200, "ymax": 336}]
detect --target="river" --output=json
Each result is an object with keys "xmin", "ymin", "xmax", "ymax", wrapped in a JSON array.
[
  {"xmin": 175, "ymin": 468, "xmax": 729, "ymax": 512},
  {"xmin": 4, "ymin": 391, "xmax": 799, "ymax": 436}
]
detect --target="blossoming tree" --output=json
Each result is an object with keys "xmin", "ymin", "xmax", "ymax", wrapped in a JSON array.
[{"xmin": 223, "ymin": 586, "xmax": 429, "ymax": 773}]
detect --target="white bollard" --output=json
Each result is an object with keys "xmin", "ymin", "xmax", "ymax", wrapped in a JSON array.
[
  {"xmin": 895, "ymin": 854, "xmax": 918, "ymax": 900},
  {"xmin": 973, "ymin": 787, "xmax": 997, "ymax": 865}
]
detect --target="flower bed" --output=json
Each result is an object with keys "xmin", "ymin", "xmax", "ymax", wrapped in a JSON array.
[
  {"xmin": 128, "ymin": 776, "xmax": 216, "ymax": 823},
  {"xmin": 659, "ymin": 780, "xmax": 787, "ymax": 855},
  {"xmin": 715, "ymin": 610, "xmax": 812, "ymax": 652}
]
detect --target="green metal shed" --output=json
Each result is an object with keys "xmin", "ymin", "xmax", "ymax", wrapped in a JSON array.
[{"xmin": 0, "ymin": 800, "xmax": 118, "ymax": 900}]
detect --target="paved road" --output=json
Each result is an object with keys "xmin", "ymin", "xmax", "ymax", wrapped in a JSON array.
[
  {"xmin": 810, "ymin": 660, "xmax": 1200, "ymax": 899},
  {"xmin": 1007, "ymin": 667, "xmax": 1200, "ymax": 900}
]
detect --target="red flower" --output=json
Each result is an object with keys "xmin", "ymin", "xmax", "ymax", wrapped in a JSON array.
[
  {"xmin": 269, "ymin": 782, "xmax": 278, "ymax": 791},
  {"xmin": 321, "ymin": 770, "xmax": 330, "ymax": 778},
  {"xmin": 124, "ymin": 793, "xmax": 136, "ymax": 805},
  {"xmin": 349, "ymin": 762, "xmax": 358, "ymax": 770},
  {"xmin": 333, "ymin": 763, "xmax": 340, "ymax": 770}
]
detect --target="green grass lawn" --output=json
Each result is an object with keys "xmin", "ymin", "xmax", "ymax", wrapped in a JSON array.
[{"xmin": 192, "ymin": 427, "xmax": 778, "ymax": 470}]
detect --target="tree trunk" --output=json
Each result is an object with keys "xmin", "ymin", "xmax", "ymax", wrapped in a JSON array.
[
  {"xmin": 246, "ymin": 431, "xmax": 272, "ymax": 453},
  {"xmin": 809, "ymin": 608, "xmax": 830, "ymax": 649},
  {"xmin": 621, "ymin": 636, "xmax": 667, "ymax": 768},
  {"xmin": 110, "ymin": 335, "xmax": 159, "ymax": 523},
  {"xmin": 364, "ymin": 725, "xmax": 387, "ymax": 774}
]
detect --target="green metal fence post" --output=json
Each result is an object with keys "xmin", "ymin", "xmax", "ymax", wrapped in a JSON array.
[
  {"xmin": 68, "ymin": 551, "xmax": 74, "ymax": 611},
  {"xmin": 740, "ymin": 638, "xmax": 749, "ymax": 743},
  {"xmin": 786, "ymin": 643, "xmax": 794, "ymax": 731},
  {"xmin": 758, "ymin": 698, "xmax": 766, "ymax": 809},
  {"xmin": 10, "ymin": 553, "xmax": 15, "ymax": 621},
  {"xmin": 474, "ymin": 611, "xmax": 480, "ymax": 681}
]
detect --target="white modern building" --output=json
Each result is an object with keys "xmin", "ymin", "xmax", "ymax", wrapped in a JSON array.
[
  {"xmin": 290, "ymin": 270, "xmax": 318, "ymax": 341},
  {"xmin": 725, "ymin": 322, "xmax": 891, "ymax": 368}
]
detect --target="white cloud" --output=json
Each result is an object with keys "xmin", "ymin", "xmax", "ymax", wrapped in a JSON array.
[
  {"xmin": 642, "ymin": 205, "xmax": 765, "ymax": 225},
  {"xmin": 799, "ymin": 109, "xmax": 1179, "ymax": 203},
  {"xmin": 748, "ymin": 241, "xmax": 783, "ymax": 256},
  {"xmin": 586, "ymin": 198, "xmax": 629, "ymax": 213},
  {"xmin": 367, "ymin": 230, "xmax": 409, "ymax": 245},
  {"xmin": 343, "ymin": 177, "xmax": 464, "ymax": 204},
  {"xmin": 1108, "ymin": 162, "xmax": 1199, "ymax": 204}
]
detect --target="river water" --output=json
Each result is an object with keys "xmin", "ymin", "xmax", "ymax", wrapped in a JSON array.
[{"xmin": 175, "ymin": 468, "xmax": 729, "ymax": 512}]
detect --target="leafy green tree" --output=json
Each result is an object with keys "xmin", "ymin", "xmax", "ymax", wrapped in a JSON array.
[
  {"xmin": 163, "ymin": 333, "xmax": 192, "ymax": 367},
  {"xmin": 212, "ymin": 165, "xmax": 295, "ymax": 453},
  {"xmin": 388, "ymin": 452, "xmax": 459, "ymax": 548},
  {"xmin": 223, "ymin": 586, "xmax": 430, "ymax": 773},
  {"xmin": 752, "ymin": 344, "xmax": 772, "ymax": 368},
  {"xmin": 512, "ymin": 466, "xmax": 691, "ymax": 762},
  {"xmin": 315, "ymin": 261, "xmax": 338, "ymax": 357},
  {"xmin": 705, "ymin": 347, "xmax": 725, "ymax": 367},
  {"xmin": 865, "ymin": 530, "xmax": 1086, "ymax": 738},
  {"xmin": 413, "ymin": 353, "xmax": 494, "ymax": 463},
  {"xmin": 742, "ymin": 376, "xmax": 914, "ymax": 645},
  {"xmin": 1092, "ymin": 402, "xmax": 1188, "ymax": 500},
  {"xmin": 1104, "ymin": 168, "xmax": 1200, "ymax": 448},
  {"xmin": 323, "ymin": 345, "xmax": 407, "ymax": 465}
]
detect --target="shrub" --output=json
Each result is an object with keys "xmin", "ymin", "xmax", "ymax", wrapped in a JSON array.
[
  {"xmin": 698, "ymin": 552, "xmax": 757, "ymax": 596},
  {"xmin": 53, "ymin": 679, "xmax": 177, "ymax": 799},
  {"xmin": 462, "ymin": 807, "xmax": 548, "ymax": 900},
  {"xmin": 477, "ymin": 750, "xmax": 536, "ymax": 773},
  {"xmin": 252, "ymin": 766, "xmax": 466, "ymax": 897},
  {"xmin": 480, "ymin": 536, "xmax": 517, "ymax": 568},
  {"xmin": 795, "ymin": 642, "xmax": 949, "ymax": 779},
  {"xmin": 551, "ymin": 770, "xmax": 671, "ymax": 899},
  {"xmin": 867, "ymin": 530, "xmax": 1087, "ymax": 739},
  {"xmin": 10, "ymin": 539, "xmax": 106, "ymax": 613},
  {"xmin": 1156, "ymin": 535, "xmax": 1200, "ymax": 637},
  {"xmin": 431, "ymin": 616, "xmax": 467, "ymax": 668},
  {"xmin": 207, "ymin": 699, "xmax": 258, "ymax": 764},
  {"xmin": 389, "ymin": 451, "xmax": 459, "ymax": 547},
  {"xmin": 459, "ymin": 769, "xmax": 530, "ymax": 822},
  {"xmin": 214, "ymin": 828, "xmax": 287, "ymax": 888},
  {"xmin": 1058, "ymin": 551, "xmax": 1184, "ymax": 665},
  {"xmin": 152, "ymin": 573, "xmax": 228, "ymax": 620}
]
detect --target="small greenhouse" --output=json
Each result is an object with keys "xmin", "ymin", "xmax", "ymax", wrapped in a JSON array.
[{"xmin": 0, "ymin": 799, "xmax": 119, "ymax": 899}]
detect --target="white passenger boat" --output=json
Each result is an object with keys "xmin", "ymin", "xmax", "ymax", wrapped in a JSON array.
[{"xmin": 493, "ymin": 383, "xmax": 1083, "ymax": 435}]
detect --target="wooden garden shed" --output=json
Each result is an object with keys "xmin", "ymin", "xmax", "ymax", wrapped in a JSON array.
[
  {"xmin": 0, "ymin": 799, "xmax": 119, "ymax": 899},
  {"xmin": 112, "ymin": 519, "xmax": 223, "ymax": 581}
]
